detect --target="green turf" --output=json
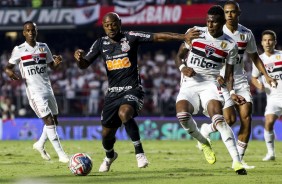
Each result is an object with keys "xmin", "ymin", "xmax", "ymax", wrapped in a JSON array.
[{"xmin": 0, "ymin": 140, "xmax": 281, "ymax": 184}]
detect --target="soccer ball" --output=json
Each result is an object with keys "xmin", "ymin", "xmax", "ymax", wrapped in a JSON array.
[{"xmin": 69, "ymin": 153, "xmax": 93, "ymax": 176}]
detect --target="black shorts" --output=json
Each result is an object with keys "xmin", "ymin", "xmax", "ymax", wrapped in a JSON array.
[{"xmin": 101, "ymin": 87, "xmax": 144, "ymax": 128}]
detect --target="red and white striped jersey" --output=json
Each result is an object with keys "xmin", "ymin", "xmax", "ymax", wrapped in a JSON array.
[
  {"xmin": 252, "ymin": 50, "xmax": 282, "ymax": 98},
  {"xmin": 220, "ymin": 24, "xmax": 257, "ymax": 84},
  {"xmin": 8, "ymin": 42, "xmax": 54, "ymax": 95},
  {"xmin": 184, "ymin": 26, "xmax": 237, "ymax": 82}
]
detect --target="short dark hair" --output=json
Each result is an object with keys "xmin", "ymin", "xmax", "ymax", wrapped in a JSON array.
[
  {"xmin": 262, "ymin": 30, "xmax": 277, "ymax": 40},
  {"xmin": 224, "ymin": 0, "xmax": 241, "ymax": 11},
  {"xmin": 208, "ymin": 5, "xmax": 225, "ymax": 22},
  {"xmin": 23, "ymin": 21, "xmax": 37, "ymax": 28}
]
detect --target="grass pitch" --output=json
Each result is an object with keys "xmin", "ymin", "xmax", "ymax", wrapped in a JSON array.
[{"xmin": 0, "ymin": 140, "xmax": 281, "ymax": 184}]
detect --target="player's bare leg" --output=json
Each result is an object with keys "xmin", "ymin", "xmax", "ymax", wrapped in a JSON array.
[
  {"xmin": 120, "ymin": 104, "xmax": 149, "ymax": 168},
  {"xmin": 43, "ymin": 114, "xmax": 69, "ymax": 163},
  {"xmin": 263, "ymin": 114, "xmax": 278, "ymax": 161},
  {"xmin": 99, "ymin": 127, "xmax": 119, "ymax": 172}
]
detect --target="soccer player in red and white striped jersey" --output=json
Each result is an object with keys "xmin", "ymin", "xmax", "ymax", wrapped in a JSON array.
[{"xmin": 4, "ymin": 21, "xmax": 69, "ymax": 163}]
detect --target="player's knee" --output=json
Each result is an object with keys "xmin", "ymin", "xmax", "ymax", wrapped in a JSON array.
[
  {"xmin": 211, "ymin": 114, "xmax": 226, "ymax": 128},
  {"xmin": 42, "ymin": 114, "xmax": 55, "ymax": 126},
  {"xmin": 225, "ymin": 115, "xmax": 236, "ymax": 126},
  {"xmin": 118, "ymin": 108, "xmax": 133, "ymax": 122},
  {"xmin": 177, "ymin": 112, "xmax": 192, "ymax": 130}
]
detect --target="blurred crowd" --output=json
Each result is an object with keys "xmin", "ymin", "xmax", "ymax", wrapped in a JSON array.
[{"xmin": 0, "ymin": 0, "xmax": 280, "ymax": 8}]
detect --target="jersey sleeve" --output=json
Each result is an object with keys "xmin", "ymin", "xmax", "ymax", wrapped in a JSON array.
[
  {"xmin": 45, "ymin": 44, "xmax": 54, "ymax": 63},
  {"xmin": 84, "ymin": 39, "xmax": 101, "ymax": 63},
  {"xmin": 8, "ymin": 46, "xmax": 21, "ymax": 65},
  {"xmin": 226, "ymin": 43, "xmax": 238, "ymax": 65},
  {"xmin": 252, "ymin": 62, "xmax": 261, "ymax": 77},
  {"xmin": 246, "ymin": 31, "xmax": 258, "ymax": 54},
  {"xmin": 128, "ymin": 31, "xmax": 154, "ymax": 43}
]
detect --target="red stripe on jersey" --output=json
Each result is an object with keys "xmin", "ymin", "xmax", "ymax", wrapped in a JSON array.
[
  {"xmin": 21, "ymin": 53, "xmax": 47, "ymax": 61},
  {"xmin": 193, "ymin": 41, "xmax": 228, "ymax": 57},
  {"xmin": 237, "ymin": 42, "xmax": 247, "ymax": 48},
  {"xmin": 275, "ymin": 61, "xmax": 282, "ymax": 66},
  {"xmin": 264, "ymin": 61, "xmax": 282, "ymax": 67}
]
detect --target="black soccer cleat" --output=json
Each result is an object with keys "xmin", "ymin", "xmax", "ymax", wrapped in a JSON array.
[{"xmin": 236, "ymin": 168, "xmax": 247, "ymax": 175}]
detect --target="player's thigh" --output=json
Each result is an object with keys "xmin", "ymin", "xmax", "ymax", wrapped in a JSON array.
[
  {"xmin": 236, "ymin": 84, "xmax": 253, "ymax": 104},
  {"xmin": 121, "ymin": 87, "xmax": 145, "ymax": 115},
  {"xmin": 176, "ymin": 86, "xmax": 200, "ymax": 114},
  {"xmin": 200, "ymin": 82, "xmax": 223, "ymax": 117},
  {"xmin": 101, "ymin": 97, "xmax": 122, "ymax": 128},
  {"xmin": 29, "ymin": 95, "xmax": 52, "ymax": 118},
  {"xmin": 48, "ymin": 94, "xmax": 59, "ymax": 115},
  {"xmin": 265, "ymin": 98, "xmax": 282, "ymax": 117}
]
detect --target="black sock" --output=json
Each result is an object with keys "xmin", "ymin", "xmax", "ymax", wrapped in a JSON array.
[
  {"xmin": 124, "ymin": 118, "xmax": 144, "ymax": 154},
  {"xmin": 102, "ymin": 138, "xmax": 116, "ymax": 158}
]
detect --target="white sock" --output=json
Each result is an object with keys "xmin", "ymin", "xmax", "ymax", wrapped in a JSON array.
[
  {"xmin": 37, "ymin": 125, "xmax": 48, "ymax": 147},
  {"xmin": 201, "ymin": 123, "xmax": 216, "ymax": 138},
  {"xmin": 45, "ymin": 125, "xmax": 65, "ymax": 156},
  {"xmin": 212, "ymin": 114, "xmax": 240, "ymax": 162},
  {"xmin": 237, "ymin": 140, "xmax": 247, "ymax": 161},
  {"xmin": 177, "ymin": 112, "xmax": 209, "ymax": 145},
  {"xmin": 264, "ymin": 129, "xmax": 275, "ymax": 156}
]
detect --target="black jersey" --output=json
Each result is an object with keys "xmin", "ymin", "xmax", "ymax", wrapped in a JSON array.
[{"xmin": 85, "ymin": 31, "xmax": 154, "ymax": 97}]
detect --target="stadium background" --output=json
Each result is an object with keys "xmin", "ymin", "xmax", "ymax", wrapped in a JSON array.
[{"xmin": 0, "ymin": 0, "xmax": 282, "ymax": 141}]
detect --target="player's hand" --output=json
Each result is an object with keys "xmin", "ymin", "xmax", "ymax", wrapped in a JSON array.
[
  {"xmin": 265, "ymin": 76, "xmax": 278, "ymax": 88},
  {"xmin": 216, "ymin": 75, "xmax": 226, "ymax": 87},
  {"xmin": 231, "ymin": 94, "xmax": 246, "ymax": 105},
  {"xmin": 181, "ymin": 66, "xmax": 196, "ymax": 77},
  {"xmin": 184, "ymin": 27, "xmax": 200, "ymax": 46},
  {"xmin": 6, "ymin": 70, "xmax": 20, "ymax": 80},
  {"xmin": 74, "ymin": 49, "xmax": 85, "ymax": 62},
  {"xmin": 53, "ymin": 55, "xmax": 62, "ymax": 66}
]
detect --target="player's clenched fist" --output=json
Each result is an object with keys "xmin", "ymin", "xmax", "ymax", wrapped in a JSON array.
[
  {"xmin": 74, "ymin": 49, "xmax": 85, "ymax": 62},
  {"xmin": 53, "ymin": 55, "xmax": 62, "ymax": 66}
]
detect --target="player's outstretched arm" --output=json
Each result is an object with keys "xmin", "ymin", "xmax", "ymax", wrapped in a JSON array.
[
  {"xmin": 249, "ymin": 52, "xmax": 277, "ymax": 87},
  {"xmin": 153, "ymin": 28, "xmax": 200, "ymax": 43},
  {"xmin": 4, "ymin": 63, "xmax": 20, "ymax": 80},
  {"xmin": 74, "ymin": 49, "xmax": 91, "ymax": 69}
]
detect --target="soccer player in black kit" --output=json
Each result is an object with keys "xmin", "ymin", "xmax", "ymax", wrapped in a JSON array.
[{"xmin": 74, "ymin": 12, "xmax": 200, "ymax": 172}]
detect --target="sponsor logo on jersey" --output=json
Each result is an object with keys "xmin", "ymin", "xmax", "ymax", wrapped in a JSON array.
[
  {"xmin": 124, "ymin": 94, "xmax": 138, "ymax": 102},
  {"xmin": 205, "ymin": 45, "xmax": 215, "ymax": 57},
  {"xmin": 121, "ymin": 40, "xmax": 130, "ymax": 52},
  {"xmin": 106, "ymin": 57, "xmax": 131, "ymax": 71},
  {"xmin": 190, "ymin": 57, "xmax": 218, "ymax": 69},
  {"xmin": 27, "ymin": 65, "xmax": 47, "ymax": 75},
  {"xmin": 128, "ymin": 31, "xmax": 150, "ymax": 38}
]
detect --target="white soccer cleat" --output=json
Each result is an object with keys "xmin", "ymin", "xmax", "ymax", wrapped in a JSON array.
[
  {"xmin": 99, "ymin": 152, "xmax": 118, "ymax": 172},
  {"xmin": 232, "ymin": 160, "xmax": 255, "ymax": 169},
  {"xmin": 136, "ymin": 153, "xmax": 149, "ymax": 168},
  {"xmin": 262, "ymin": 154, "xmax": 275, "ymax": 161},
  {"xmin": 58, "ymin": 153, "xmax": 69, "ymax": 163},
  {"xmin": 33, "ymin": 142, "xmax": 51, "ymax": 161}
]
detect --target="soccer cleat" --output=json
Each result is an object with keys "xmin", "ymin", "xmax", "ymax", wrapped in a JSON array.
[
  {"xmin": 58, "ymin": 153, "xmax": 69, "ymax": 163},
  {"xmin": 232, "ymin": 160, "xmax": 255, "ymax": 169},
  {"xmin": 33, "ymin": 142, "xmax": 51, "ymax": 161},
  {"xmin": 99, "ymin": 152, "xmax": 118, "ymax": 172},
  {"xmin": 262, "ymin": 154, "xmax": 275, "ymax": 161},
  {"xmin": 136, "ymin": 153, "xmax": 149, "ymax": 168},
  {"xmin": 200, "ymin": 140, "xmax": 216, "ymax": 164},
  {"xmin": 241, "ymin": 160, "xmax": 255, "ymax": 169},
  {"xmin": 233, "ymin": 161, "xmax": 247, "ymax": 175}
]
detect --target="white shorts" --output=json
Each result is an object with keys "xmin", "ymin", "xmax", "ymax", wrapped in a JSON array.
[
  {"xmin": 265, "ymin": 97, "xmax": 282, "ymax": 116},
  {"xmin": 29, "ymin": 93, "xmax": 58, "ymax": 118},
  {"xmin": 176, "ymin": 80, "xmax": 222, "ymax": 116},
  {"xmin": 221, "ymin": 81, "xmax": 253, "ymax": 109}
]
